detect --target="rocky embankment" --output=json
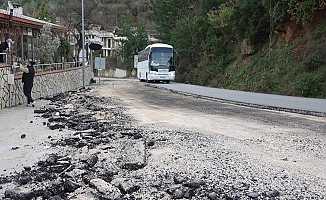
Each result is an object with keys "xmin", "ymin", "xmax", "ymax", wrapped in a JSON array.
[{"xmin": 0, "ymin": 88, "xmax": 325, "ymax": 200}]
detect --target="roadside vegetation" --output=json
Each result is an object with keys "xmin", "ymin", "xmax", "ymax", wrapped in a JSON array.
[
  {"xmin": 152, "ymin": 0, "xmax": 326, "ymax": 98},
  {"xmin": 118, "ymin": 17, "xmax": 149, "ymax": 72}
]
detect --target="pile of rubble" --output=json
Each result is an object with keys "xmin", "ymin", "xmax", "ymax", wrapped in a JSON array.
[{"xmin": 1, "ymin": 89, "xmax": 221, "ymax": 200}]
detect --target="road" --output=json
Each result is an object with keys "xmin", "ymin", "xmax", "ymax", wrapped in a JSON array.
[
  {"xmin": 95, "ymin": 79, "xmax": 326, "ymax": 198},
  {"xmin": 151, "ymin": 82, "xmax": 326, "ymax": 115},
  {"xmin": 0, "ymin": 78, "xmax": 325, "ymax": 199}
]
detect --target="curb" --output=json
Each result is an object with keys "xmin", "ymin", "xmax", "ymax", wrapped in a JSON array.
[{"xmin": 147, "ymin": 84, "xmax": 326, "ymax": 117}]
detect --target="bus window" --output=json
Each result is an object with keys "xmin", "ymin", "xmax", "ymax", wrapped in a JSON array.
[{"xmin": 150, "ymin": 47, "xmax": 173, "ymax": 67}]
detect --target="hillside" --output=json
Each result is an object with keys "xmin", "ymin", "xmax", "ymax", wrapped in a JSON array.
[
  {"xmin": 0, "ymin": 0, "xmax": 154, "ymax": 30},
  {"xmin": 224, "ymin": 20, "xmax": 326, "ymax": 98},
  {"xmin": 151, "ymin": 0, "xmax": 326, "ymax": 98},
  {"xmin": 53, "ymin": 0, "xmax": 154, "ymax": 30}
]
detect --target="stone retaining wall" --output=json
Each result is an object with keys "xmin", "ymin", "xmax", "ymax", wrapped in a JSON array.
[{"xmin": 0, "ymin": 65, "xmax": 93, "ymax": 110}]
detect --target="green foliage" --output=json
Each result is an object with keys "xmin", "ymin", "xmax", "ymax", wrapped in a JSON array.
[
  {"xmin": 225, "ymin": 45, "xmax": 295, "ymax": 93},
  {"xmin": 303, "ymin": 21, "xmax": 326, "ymax": 70},
  {"xmin": 152, "ymin": 0, "xmax": 326, "ymax": 98},
  {"xmin": 313, "ymin": 19, "xmax": 326, "ymax": 38},
  {"xmin": 171, "ymin": 16, "xmax": 204, "ymax": 58},
  {"xmin": 119, "ymin": 18, "xmax": 149, "ymax": 68},
  {"xmin": 207, "ymin": 3, "xmax": 235, "ymax": 29},
  {"xmin": 262, "ymin": 0, "xmax": 326, "ymax": 25},
  {"xmin": 303, "ymin": 47, "xmax": 326, "ymax": 70},
  {"xmin": 34, "ymin": 0, "xmax": 54, "ymax": 22},
  {"xmin": 35, "ymin": 25, "xmax": 60, "ymax": 63},
  {"xmin": 224, "ymin": 44, "xmax": 326, "ymax": 98},
  {"xmin": 287, "ymin": 0, "xmax": 326, "ymax": 24},
  {"xmin": 10, "ymin": 0, "xmax": 56, "ymax": 22},
  {"xmin": 262, "ymin": 0, "xmax": 289, "ymax": 24},
  {"xmin": 57, "ymin": 39, "xmax": 71, "ymax": 61},
  {"xmin": 233, "ymin": 1, "xmax": 270, "ymax": 45},
  {"xmin": 152, "ymin": 0, "xmax": 195, "ymax": 41},
  {"xmin": 294, "ymin": 73, "xmax": 323, "ymax": 97}
]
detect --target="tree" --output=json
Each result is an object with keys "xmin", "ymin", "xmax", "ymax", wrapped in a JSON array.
[
  {"xmin": 119, "ymin": 18, "xmax": 149, "ymax": 69},
  {"xmin": 151, "ymin": 0, "xmax": 194, "ymax": 41},
  {"xmin": 53, "ymin": 0, "xmax": 153, "ymax": 56},
  {"xmin": 35, "ymin": 25, "xmax": 60, "ymax": 63},
  {"xmin": 57, "ymin": 39, "xmax": 71, "ymax": 62},
  {"xmin": 55, "ymin": 0, "xmax": 98, "ymax": 56},
  {"xmin": 33, "ymin": 0, "xmax": 54, "ymax": 22}
]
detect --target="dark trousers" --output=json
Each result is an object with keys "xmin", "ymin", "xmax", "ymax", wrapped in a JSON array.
[{"xmin": 23, "ymin": 83, "xmax": 33, "ymax": 104}]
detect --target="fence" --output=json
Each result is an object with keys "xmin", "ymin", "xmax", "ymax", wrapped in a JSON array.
[
  {"xmin": 0, "ymin": 62, "xmax": 93, "ymax": 110},
  {"xmin": 34, "ymin": 62, "xmax": 79, "ymax": 74}
]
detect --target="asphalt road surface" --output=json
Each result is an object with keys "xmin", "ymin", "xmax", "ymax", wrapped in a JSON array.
[{"xmin": 151, "ymin": 82, "xmax": 326, "ymax": 115}]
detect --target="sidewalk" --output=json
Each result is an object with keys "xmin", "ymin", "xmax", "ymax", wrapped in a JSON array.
[
  {"xmin": 0, "ymin": 102, "xmax": 67, "ymax": 175},
  {"xmin": 151, "ymin": 83, "xmax": 326, "ymax": 116}
]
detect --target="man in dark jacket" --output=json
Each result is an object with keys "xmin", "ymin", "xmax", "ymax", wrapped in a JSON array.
[{"xmin": 20, "ymin": 61, "xmax": 35, "ymax": 106}]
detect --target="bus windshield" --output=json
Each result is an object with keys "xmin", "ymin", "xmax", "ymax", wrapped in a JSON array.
[{"xmin": 150, "ymin": 47, "xmax": 173, "ymax": 68}]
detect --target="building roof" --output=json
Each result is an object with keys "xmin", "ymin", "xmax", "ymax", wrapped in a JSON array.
[{"xmin": 0, "ymin": 9, "xmax": 64, "ymax": 31}]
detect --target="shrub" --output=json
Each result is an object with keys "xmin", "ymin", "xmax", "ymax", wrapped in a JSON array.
[
  {"xmin": 294, "ymin": 73, "xmax": 323, "ymax": 97},
  {"xmin": 207, "ymin": 2, "xmax": 235, "ymax": 29},
  {"xmin": 303, "ymin": 50, "xmax": 325, "ymax": 70},
  {"xmin": 288, "ymin": 0, "xmax": 326, "ymax": 24}
]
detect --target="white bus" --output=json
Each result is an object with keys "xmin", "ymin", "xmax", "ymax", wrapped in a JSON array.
[{"xmin": 136, "ymin": 43, "xmax": 175, "ymax": 83}]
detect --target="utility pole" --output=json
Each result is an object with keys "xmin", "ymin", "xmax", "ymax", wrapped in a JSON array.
[{"xmin": 81, "ymin": 0, "xmax": 86, "ymax": 87}]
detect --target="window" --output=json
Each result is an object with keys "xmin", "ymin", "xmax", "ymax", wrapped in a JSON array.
[
  {"xmin": 151, "ymin": 47, "xmax": 173, "ymax": 66},
  {"xmin": 138, "ymin": 48, "xmax": 150, "ymax": 62}
]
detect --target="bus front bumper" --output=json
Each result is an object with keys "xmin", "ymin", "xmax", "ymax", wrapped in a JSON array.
[{"xmin": 148, "ymin": 72, "xmax": 175, "ymax": 81}]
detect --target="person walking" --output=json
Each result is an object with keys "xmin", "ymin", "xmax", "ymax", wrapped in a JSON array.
[{"xmin": 20, "ymin": 61, "xmax": 35, "ymax": 107}]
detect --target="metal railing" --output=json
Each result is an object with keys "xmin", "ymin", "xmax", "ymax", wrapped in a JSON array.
[
  {"xmin": 0, "ymin": 61, "xmax": 83, "ymax": 75},
  {"xmin": 34, "ymin": 62, "xmax": 81, "ymax": 74}
]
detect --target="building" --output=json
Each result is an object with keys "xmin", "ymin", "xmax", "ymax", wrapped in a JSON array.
[
  {"xmin": 0, "ymin": 2, "xmax": 94, "ymax": 110},
  {"xmin": 86, "ymin": 25, "xmax": 113, "ymax": 57},
  {"xmin": 0, "ymin": 2, "xmax": 64, "ymax": 66},
  {"xmin": 85, "ymin": 25, "xmax": 126, "ymax": 58}
]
